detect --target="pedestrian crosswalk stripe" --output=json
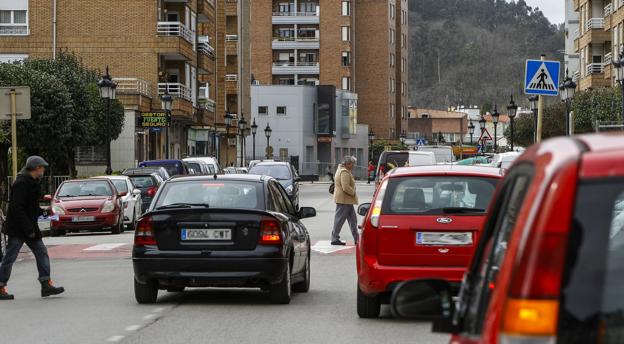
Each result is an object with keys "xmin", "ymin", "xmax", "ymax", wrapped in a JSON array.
[
  {"xmin": 311, "ymin": 240, "xmax": 354, "ymax": 254},
  {"xmin": 83, "ymin": 243, "xmax": 127, "ymax": 251}
]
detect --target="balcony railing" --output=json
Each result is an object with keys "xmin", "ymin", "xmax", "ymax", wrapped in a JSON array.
[
  {"xmin": 198, "ymin": 36, "xmax": 215, "ymax": 57},
  {"xmin": 273, "ymin": 36, "xmax": 319, "ymax": 42},
  {"xmin": 158, "ymin": 83, "xmax": 192, "ymax": 101},
  {"xmin": 225, "ymin": 74, "xmax": 238, "ymax": 81},
  {"xmin": 157, "ymin": 22, "xmax": 194, "ymax": 43},
  {"xmin": 587, "ymin": 63, "xmax": 605, "ymax": 75},
  {"xmin": 272, "ymin": 11, "xmax": 318, "ymax": 16},
  {"xmin": 225, "ymin": 34, "xmax": 238, "ymax": 41},
  {"xmin": 605, "ymin": 52, "xmax": 614, "ymax": 66},
  {"xmin": 574, "ymin": 29, "xmax": 580, "ymax": 38},
  {"xmin": 605, "ymin": 3, "xmax": 613, "ymax": 16},
  {"xmin": 586, "ymin": 18, "xmax": 604, "ymax": 32},
  {"xmin": 272, "ymin": 61, "xmax": 319, "ymax": 67},
  {"xmin": 113, "ymin": 78, "xmax": 151, "ymax": 97},
  {"xmin": 573, "ymin": 70, "xmax": 581, "ymax": 82}
]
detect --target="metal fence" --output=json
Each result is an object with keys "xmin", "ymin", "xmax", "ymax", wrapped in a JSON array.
[
  {"xmin": 6, "ymin": 175, "xmax": 71, "ymax": 200},
  {"xmin": 596, "ymin": 121, "xmax": 624, "ymax": 132},
  {"xmin": 300, "ymin": 162, "xmax": 368, "ymax": 181}
]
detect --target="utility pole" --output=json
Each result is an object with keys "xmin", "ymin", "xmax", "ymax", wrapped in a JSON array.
[
  {"xmin": 10, "ymin": 89, "xmax": 17, "ymax": 178},
  {"xmin": 536, "ymin": 54, "xmax": 546, "ymax": 143}
]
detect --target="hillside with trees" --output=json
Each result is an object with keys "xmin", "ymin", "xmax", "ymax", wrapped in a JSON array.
[{"xmin": 409, "ymin": 0, "xmax": 564, "ymax": 109}]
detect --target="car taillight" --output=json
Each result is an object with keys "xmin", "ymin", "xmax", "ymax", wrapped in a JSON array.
[
  {"xmin": 370, "ymin": 180, "xmax": 388, "ymax": 228},
  {"xmin": 500, "ymin": 161, "xmax": 578, "ymax": 343},
  {"xmin": 146, "ymin": 186, "xmax": 157, "ymax": 198},
  {"xmin": 258, "ymin": 217, "xmax": 282, "ymax": 245},
  {"xmin": 134, "ymin": 217, "xmax": 156, "ymax": 246}
]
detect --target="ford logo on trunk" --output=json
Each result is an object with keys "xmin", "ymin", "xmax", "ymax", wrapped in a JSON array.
[{"xmin": 436, "ymin": 217, "xmax": 453, "ymax": 224}]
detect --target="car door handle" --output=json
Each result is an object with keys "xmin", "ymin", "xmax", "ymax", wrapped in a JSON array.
[{"xmin": 380, "ymin": 225, "xmax": 399, "ymax": 229}]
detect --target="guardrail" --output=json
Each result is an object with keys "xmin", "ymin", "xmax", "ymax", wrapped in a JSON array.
[
  {"xmin": 157, "ymin": 21, "xmax": 194, "ymax": 43},
  {"xmin": 113, "ymin": 78, "xmax": 151, "ymax": 97},
  {"xmin": 157, "ymin": 82, "xmax": 192, "ymax": 101}
]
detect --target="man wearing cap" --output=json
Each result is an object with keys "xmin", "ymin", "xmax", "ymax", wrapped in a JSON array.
[{"xmin": 0, "ymin": 156, "xmax": 65, "ymax": 300}]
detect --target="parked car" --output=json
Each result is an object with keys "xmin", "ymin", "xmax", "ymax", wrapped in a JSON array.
[
  {"xmin": 375, "ymin": 151, "xmax": 437, "ymax": 185},
  {"xmin": 224, "ymin": 167, "xmax": 249, "ymax": 174},
  {"xmin": 356, "ymin": 165, "xmax": 502, "ymax": 318},
  {"xmin": 139, "ymin": 160, "xmax": 189, "ymax": 176},
  {"xmin": 389, "ymin": 134, "xmax": 624, "ymax": 344},
  {"xmin": 490, "ymin": 151, "xmax": 521, "ymax": 171},
  {"xmin": 183, "ymin": 160, "xmax": 210, "ymax": 175},
  {"xmin": 46, "ymin": 179, "xmax": 126, "ymax": 236},
  {"xmin": 92, "ymin": 176, "xmax": 142, "ymax": 229},
  {"xmin": 123, "ymin": 167, "xmax": 171, "ymax": 181},
  {"xmin": 122, "ymin": 172, "xmax": 164, "ymax": 213},
  {"xmin": 248, "ymin": 162, "xmax": 300, "ymax": 209},
  {"xmin": 132, "ymin": 174, "xmax": 316, "ymax": 304},
  {"xmin": 416, "ymin": 145, "xmax": 456, "ymax": 163},
  {"xmin": 183, "ymin": 157, "xmax": 221, "ymax": 174},
  {"xmin": 249, "ymin": 159, "xmax": 278, "ymax": 169}
]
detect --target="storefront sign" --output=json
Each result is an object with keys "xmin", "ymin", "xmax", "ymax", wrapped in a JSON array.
[{"xmin": 140, "ymin": 112, "xmax": 170, "ymax": 128}]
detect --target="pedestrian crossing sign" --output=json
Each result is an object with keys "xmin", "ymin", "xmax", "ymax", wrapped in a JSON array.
[
  {"xmin": 416, "ymin": 138, "xmax": 426, "ymax": 146},
  {"xmin": 525, "ymin": 59, "xmax": 560, "ymax": 96}
]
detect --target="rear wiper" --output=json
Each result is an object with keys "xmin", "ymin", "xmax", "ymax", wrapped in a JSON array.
[
  {"xmin": 155, "ymin": 203, "xmax": 210, "ymax": 210},
  {"xmin": 441, "ymin": 207, "xmax": 485, "ymax": 214}
]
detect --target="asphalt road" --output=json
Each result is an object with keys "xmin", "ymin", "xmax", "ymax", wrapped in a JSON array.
[{"xmin": 0, "ymin": 183, "xmax": 448, "ymax": 344}]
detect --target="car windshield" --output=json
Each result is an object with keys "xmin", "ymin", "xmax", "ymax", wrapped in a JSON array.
[
  {"xmin": 153, "ymin": 180, "xmax": 264, "ymax": 210},
  {"xmin": 111, "ymin": 180, "xmax": 128, "ymax": 193},
  {"xmin": 142, "ymin": 163, "xmax": 179, "ymax": 176},
  {"xmin": 381, "ymin": 176, "xmax": 499, "ymax": 215},
  {"xmin": 129, "ymin": 176, "xmax": 155, "ymax": 188},
  {"xmin": 249, "ymin": 165, "xmax": 291, "ymax": 180},
  {"xmin": 57, "ymin": 181, "xmax": 113, "ymax": 197}
]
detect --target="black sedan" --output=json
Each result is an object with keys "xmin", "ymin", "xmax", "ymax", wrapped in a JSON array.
[{"xmin": 132, "ymin": 174, "xmax": 315, "ymax": 304}]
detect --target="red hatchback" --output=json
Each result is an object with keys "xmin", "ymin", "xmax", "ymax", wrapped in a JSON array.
[
  {"xmin": 47, "ymin": 179, "xmax": 126, "ymax": 236},
  {"xmin": 356, "ymin": 165, "xmax": 502, "ymax": 318},
  {"xmin": 390, "ymin": 134, "xmax": 624, "ymax": 344}
]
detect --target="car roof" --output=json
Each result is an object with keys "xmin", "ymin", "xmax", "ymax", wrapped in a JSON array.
[
  {"xmin": 141, "ymin": 159, "xmax": 183, "ymax": 164},
  {"xmin": 252, "ymin": 161, "xmax": 290, "ymax": 167},
  {"xmin": 168, "ymin": 174, "xmax": 270, "ymax": 183},
  {"xmin": 576, "ymin": 133, "xmax": 624, "ymax": 153},
  {"xmin": 387, "ymin": 164, "xmax": 503, "ymax": 178},
  {"xmin": 63, "ymin": 178, "xmax": 113, "ymax": 184},
  {"xmin": 93, "ymin": 175, "xmax": 129, "ymax": 180}
]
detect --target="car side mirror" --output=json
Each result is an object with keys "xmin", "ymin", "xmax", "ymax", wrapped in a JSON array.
[
  {"xmin": 43, "ymin": 194, "xmax": 53, "ymax": 202},
  {"xmin": 390, "ymin": 279, "xmax": 456, "ymax": 330},
  {"xmin": 298, "ymin": 207, "xmax": 316, "ymax": 219},
  {"xmin": 294, "ymin": 176, "xmax": 301, "ymax": 182},
  {"xmin": 133, "ymin": 189, "xmax": 141, "ymax": 196},
  {"xmin": 357, "ymin": 203, "xmax": 371, "ymax": 216},
  {"xmin": 118, "ymin": 191, "xmax": 128, "ymax": 197}
]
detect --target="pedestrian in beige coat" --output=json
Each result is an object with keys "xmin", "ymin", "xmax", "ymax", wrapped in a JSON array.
[{"xmin": 331, "ymin": 156, "xmax": 359, "ymax": 245}]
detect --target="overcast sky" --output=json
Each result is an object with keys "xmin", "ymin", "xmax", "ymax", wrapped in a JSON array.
[{"xmin": 514, "ymin": 0, "xmax": 564, "ymax": 24}]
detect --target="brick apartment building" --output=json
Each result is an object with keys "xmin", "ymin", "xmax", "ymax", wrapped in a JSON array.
[
  {"xmin": 0, "ymin": 0, "xmax": 250, "ymax": 172},
  {"xmin": 407, "ymin": 108, "xmax": 468, "ymax": 144},
  {"xmin": 249, "ymin": 0, "xmax": 408, "ymax": 141}
]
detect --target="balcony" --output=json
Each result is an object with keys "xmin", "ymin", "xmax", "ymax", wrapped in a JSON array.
[
  {"xmin": 578, "ymin": 18, "xmax": 610, "ymax": 49},
  {"xmin": 198, "ymin": 85, "xmax": 215, "ymax": 114},
  {"xmin": 226, "ymin": 0, "xmax": 237, "ymax": 16},
  {"xmin": 605, "ymin": 52, "xmax": 613, "ymax": 66},
  {"xmin": 272, "ymin": 11, "xmax": 319, "ymax": 25},
  {"xmin": 586, "ymin": 18, "xmax": 604, "ymax": 31},
  {"xmin": 272, "ymin": 61, "xmax": 320, "ymax": 75},
  {"xmin": 573, "ymin": 70, "xmax": 581, "ymax": 82},
  {"xmin": 225, "ymin": 74, "xmax": 238, "ymax": 82},
  {"xmin": 113, "ymin": 78, "xmax": 152, "ymax": 112},
  {"xmin": 579, "ymin": 73, "xmax": 611, "ymax": 90},
  {"xmin": 157, "ymin": 22, "xmax": 194, "ymax": 43},
  {"xmin": 198, "ymin": 36, "xmax": 215, "ymax": 58},
  {"xmin": 158, "ymin": 83, "xmax": 194, "ymax": 118},
  {"xmin": 272, "ymin": 36, "xmax": 320, "ymax": 50},
  {"xmin": 157, "ymin": 22, "xmax": 195, "ymax": 60},
  {"xmin": 225, "ymin": 74, "xmax": 238, "ymax": 94},
  {"xmin": 605, "ymin": 3, "xmax": 613, "ymax": 17},
  {"xmin": 587, "ymin": 63, "xmax": 605, "ymax": 75},
  {"xmin": 198, "ymin": 0, "xmax": 216, "ymax": 23}
]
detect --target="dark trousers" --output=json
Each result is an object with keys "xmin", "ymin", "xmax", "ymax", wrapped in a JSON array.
[
  {"xmin": 331, "ymin": 204, "xmax": 359, "ymax": 243},
  {"xmin": 0, "ymin": 236, "xmax": 51, "ymax": 286}
]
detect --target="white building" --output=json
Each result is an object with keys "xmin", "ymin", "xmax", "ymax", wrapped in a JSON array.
[{"xmin": 565, "ymin": 0, "xmax": 581, "ymax": 80}]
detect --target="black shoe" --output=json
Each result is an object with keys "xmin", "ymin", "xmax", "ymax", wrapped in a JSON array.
[
  {"xmin": 0, "ymin": 287, "xmax": 14, "ymax": 300},
  {"xmin": 331, "ymin": 240, "xmax": 346, "ymax": 246},
  {"xmin": 41, "ymin": 280, "xmax": 65, "ymax": 297}
]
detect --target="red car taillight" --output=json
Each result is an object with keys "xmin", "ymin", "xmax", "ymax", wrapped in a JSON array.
[
  {"xmin": 146, "ymin": 186, "xmax": 157, "ymax": 198},
  {"xmin": 258, "ymin": 217, "xmax": 282, "ymax": 245},
  {"xmin": 134, "ymin": 217, "xmax": 156, "ymax": 246}
]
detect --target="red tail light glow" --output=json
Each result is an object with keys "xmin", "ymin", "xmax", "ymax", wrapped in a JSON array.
[
  {"xmin": 134, "ymin": 216, "xmax": 156, "ymax": 246},
  {"xmin": 146, "ymin": 186, "xmax": 157, "ymax": 198},
  {"xmin": 258, "ymin": 217, "xmax": 282, "ymax": 245}
]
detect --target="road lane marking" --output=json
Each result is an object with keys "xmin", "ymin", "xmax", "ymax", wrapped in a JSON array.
[
  {"xmin": 143, "ymin": 313, "xmax": 158, "ymax": 320},
  {"xmin": 311, "ymin": 240, "xmax": 354, "ymax": 254},
  {"xmin": 125, "ymin": 325, "xmax": 141, "ymax": 332},
  {"xmin": 152, "ymin": 307, "xmax": 165, "ymax": 313},
  {"xmin": 107, "ymin": 336, "xmax": 124, "ymax": 342},
  {"xmin": 83, "ymin": 243, "xmax": 127, "ymax": 252}
]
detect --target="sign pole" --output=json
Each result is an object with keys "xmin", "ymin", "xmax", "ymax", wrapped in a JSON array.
[
  {"xmin": 10, "ymin": 89, "xmax": 18, "ymax": 178},
  {"xmin": 536, "ymin": 55, "xmax": 546, "ymax": 143}
]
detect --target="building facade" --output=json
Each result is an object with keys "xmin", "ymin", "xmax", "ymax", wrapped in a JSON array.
[
  {"xmin": 566, "ymin": 0, "xmax": 581, "ymax": 78},
  {"xmin": 406, "ymin": 108, "xmax": 468, "ymax": 145},
  {"xmin": 249, "ymin": 0, "xmax": 408, "ymax": 141},
  {"xmin": 0, "ymin": 0, "xmax": 250, "ymax": 173}
]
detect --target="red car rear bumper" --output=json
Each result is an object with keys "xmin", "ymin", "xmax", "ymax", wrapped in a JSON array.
[
  {"xmin": 357, "ymin": 255, "xmax": 465, "ymax": 295},
  {"xmin": 51, "ymin": 213, "xmax": 119, "ymax": 230}
]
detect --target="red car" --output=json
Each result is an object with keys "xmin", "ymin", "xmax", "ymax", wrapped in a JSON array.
[
  {"xmin": 356, "ymin": 165, "xmax": 502, "ymax": 318},
  {"xmin": 46, "ymin": 179, "xmax": 126, "ymax": 236},
  {"xmin": 390, "ymin": 134, "xmax": 624, "ymax": 344}
]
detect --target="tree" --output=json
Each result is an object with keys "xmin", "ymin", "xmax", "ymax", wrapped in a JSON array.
[
  {"xmin": 503, "ymin": 103, "xmax": 565, "ymax": 148},
  {"xmin": 570, "ymin": 87, "xmax": 621, "ymax": 134}
]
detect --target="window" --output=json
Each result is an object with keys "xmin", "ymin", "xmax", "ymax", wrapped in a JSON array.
[
  {"xmin": 155, "ymin": 180, "xmax": 263, "ymax": 210},
  {"xmin": 390, "ymin": 78, "xmax": 395, "ymax": 93},
  {"xmin": 401, "ymin": 57, "xmax": 406, "ymax": 73},
  {"xmin": 0, "ymin": 9, "xmax": 28, "ymax": 35},
  {"xmin": 342, "ymin": 1, "xmax": 350, "ymax": 16},
  {"xmin": 258, "ymin": 106, "xmax": 268, "ymax": 116},
  {"xmin": 390, "ymin": 53, "xmax": 395, "ymax": 67},
  {"xmin": 277, "ymin": 106, "xmax": 287, "ymax": 116},
  {"xmin": 402, "ymin": 33, "xmax": 407, "ymax": 48},
  {"xmin": 342, "ymin": 76, "xmax": 351, "ymax": 90},
  {"xmin": 402, "ymin": 82, "xmax": 406, "ymax": 96},
  {"xmin": 389, "ymin": 28, "xmax": 395, "ymax": 44},
  {"xmin": 402, "ymin": 10, "xmax": 407, "ymax": 25},
  {"xmin": 390, "ymin": 3, "xmax": 395, "ymax": 19},
  {"xmin": 342, "ymin": 51, "xmax": 351, "ymax": 66},
  {"xmin": 341, "ymin": 26, "xmax": 351, "ymax": 41}
]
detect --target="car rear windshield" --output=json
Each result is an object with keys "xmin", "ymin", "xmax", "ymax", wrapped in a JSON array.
[
  {"xmin": 186, "ymin": 162, "xmax": 202, "ymax": 173},
  {"xmin": 57, "ymin": 181, "xmax": 113, "ymax": 197},
  {"xmin": 558, "ymin": 179, "xmax": 624, "ymax": 343},
  {"xmin": 111, "ymin": 180, "xmax": 128, "ymax": 193},
  {"xmin": 249, "ymin": 165, "xmax": 291, "ymax": 180},
  {"xmin": 142, "ymin": 163, "xmax": 179, "ymax": 176},
  {"xmin": 381, "ymin": 176, "xmax": 499, "ymax": 215},
  {"xmin": 129, "ymin": 176, "xmax": 155, "ymax": 188},
  {"xmin": 380, "ymin": 153, "xmax": 409, "ymax": 173},
  {"xmin": 153, "ymin": 180, "xmax": 264, "ymax": 210}
]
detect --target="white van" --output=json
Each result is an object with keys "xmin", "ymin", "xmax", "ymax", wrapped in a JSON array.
[
  {"xmin": 375, "ymin": 151, "xmax": 436, "ymax": 184},
  {"xmin": 415, "ymin": 145, "xmax": 455, "ymax": 163}
]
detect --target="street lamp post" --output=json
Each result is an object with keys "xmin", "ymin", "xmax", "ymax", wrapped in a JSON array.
[
  {"xmin": 97, "ymin": 66, "xmax": 117, "ymax": 176},
  {"xmin": 160, "ymin": 91, "xmax": 173, "ymax": 159},
  {"xmin": 368, "ymin": 130, "xmax": 376, "ymax": 164},
  {"xmin": 478, "ymin": 115, "xmax": 486, "ymax": 153},
  {"xmin": 559, "ymin": 69, "xmax": 577, "ymax": 136},
  {"xmin": 264, "ymin": 123, "xmax": 272, "ymax": 159},
  {"xmin": 251, "ymin": 118, "xmax": 258, "ymax": 161},
  {"xmin": 612, "ymin": 49, "xmax": 624, "ymax": 125},
  {"xmin": 238, "ymin": 116, "xmax": 247, "ymax": 167},
  {"xmin": 507, "ymin": 95, "xmax": 518, "ymax": 151},
  {"xmin": 529, "ymin": 95, "xmax": 538, "ymax": 143},
  {"xmin": 399, "ymin": 131, "xmax": 406, "ymax": 146},
  {"xmin": 468, "ymin": 121, "xmax": 475, "ymax": 145},
  {"xmin": 491, "ymin": 104, "xmax": 500, "ymax": 152},
  {"xmin": 224, "ymin": 111, "xmax": 233, "ymax": 167}
]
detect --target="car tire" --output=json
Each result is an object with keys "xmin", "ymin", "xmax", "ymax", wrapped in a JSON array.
[
  {"xmin": 292, "ymin": 252, "xmax": 310, "ymax": 293},
  {"xmin": 112, "ymin": 218, "xmax": 123, "ymax": 235},
  {"xmin": 134, "ymin": 278, "xmax": 158, "ymax": 304},
  {"xmin": 270, "ymin": 260, "xmax": 292, "ymax": 304},
  {"xmin": 357, "ymin": 285, "xmax": 381, "ymax": 318},
  {"xmin": 127, "ymin": 210, "xmax": 137, "ymax": 231}
]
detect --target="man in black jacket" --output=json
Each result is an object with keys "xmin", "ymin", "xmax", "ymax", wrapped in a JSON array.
[{"xmin": 0, "ymin": 156, "xmax": 64, "ymax": 300}]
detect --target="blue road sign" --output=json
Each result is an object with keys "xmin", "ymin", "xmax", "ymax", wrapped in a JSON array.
[
  {"xmin": 477, "ymin": 145, "xmax": 483, "ymax": 154},
  {"xmin": 416, "ymin": 139, "xmax": 426, "ymax": 146},
  {"xmin": 525, "ymin": 59, "xmax": 560, "ymax": 96}
]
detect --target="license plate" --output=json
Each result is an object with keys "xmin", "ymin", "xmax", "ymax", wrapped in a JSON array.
[
  {"xmin": 416, "ymin": 232, "xmax": 472, "ymax": 246},
  {"xmin": 72, "ymin": 216, "xmax": 95, "ymax": 223},
  {"xmin": 181, "ymin": 228, "xmax": 232, "ymax": 241}
]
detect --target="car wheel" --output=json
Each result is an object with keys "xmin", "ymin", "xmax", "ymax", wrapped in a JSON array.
[
  {"xmin": 292, "ymin": 251, "xmax": 310, "ymax": 293},
  {"xmin": 127, "ymin": 210, "xmax": 137, "ymax": 231},
  {"xmin": 112, "ymin": 217, "xmax": 123, "ymax": 235},
  {"xmin": 134, "ymin": 278, "xmax": 158, "ymax": 304},
  {"xmin": 357, "ymin": 284, "xmax": 381, "ymax": 318},
  {"xmin": 270, "ymin": 260, "xmax": 292, "ymax": 304}
]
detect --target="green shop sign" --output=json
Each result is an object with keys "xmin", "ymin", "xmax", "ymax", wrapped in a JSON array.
[{"xmin": 140, "ymin": 112, "xmax": 170, "ymax": 128}]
